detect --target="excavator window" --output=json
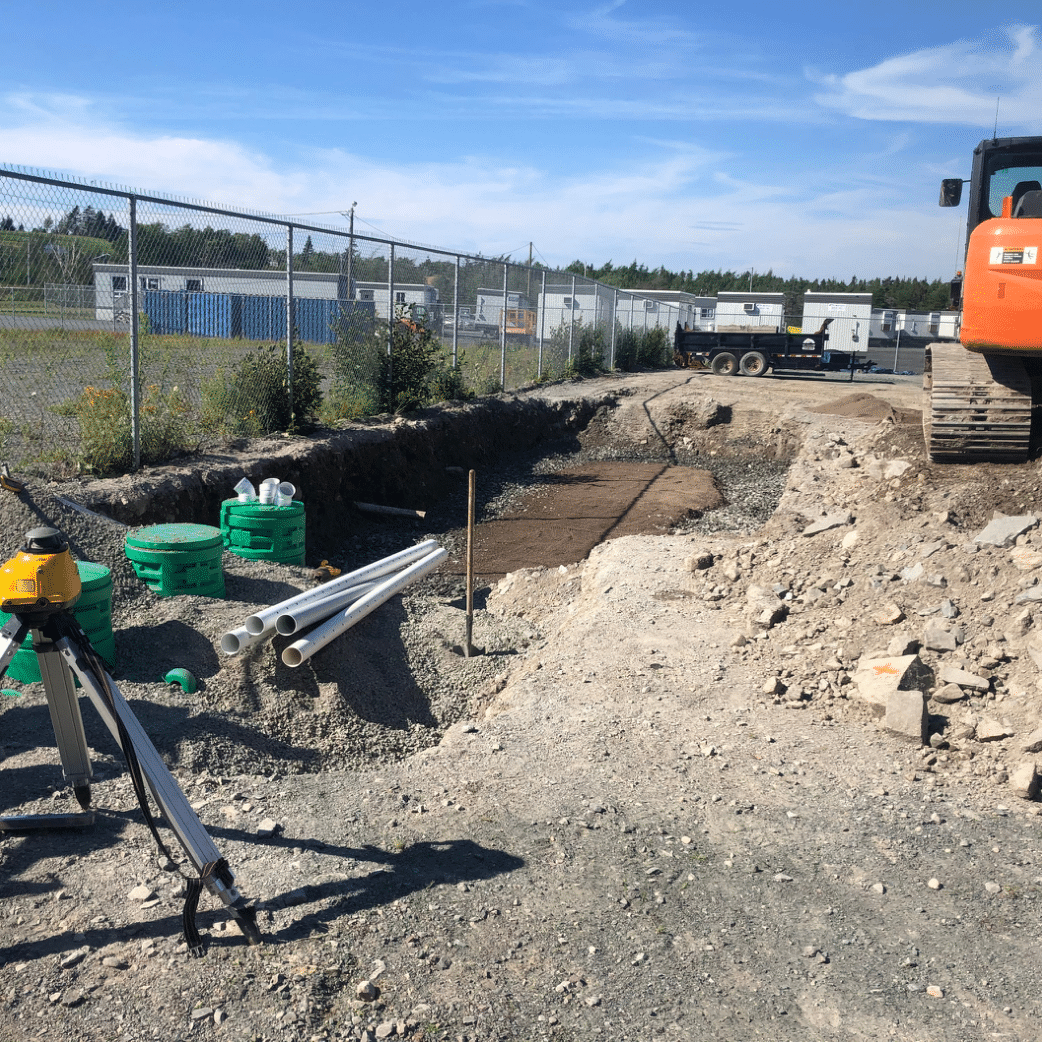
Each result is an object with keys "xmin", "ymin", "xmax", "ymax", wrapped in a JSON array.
[{"xmin": 986, "ymin": 163, "xmax": 1042, "ymax": 218}]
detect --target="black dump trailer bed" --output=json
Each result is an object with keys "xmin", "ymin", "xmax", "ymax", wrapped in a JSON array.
[{"xmin": 673, "ymin": 319, "xmax": 874, "ymax": 377}]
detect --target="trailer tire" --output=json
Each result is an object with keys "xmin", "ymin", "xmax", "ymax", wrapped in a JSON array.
[
  {"xmin": 711, "ymin": 352, "xmax": 739, "ymax": 376},
  {"xmin": 739, "ymin": 351, "xmax": 769, "ymax": 377}
]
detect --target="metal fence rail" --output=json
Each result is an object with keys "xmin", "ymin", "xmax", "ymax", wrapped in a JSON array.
[{"xmin": 0, "ymin": 164, "xmax": 756, "ymax": 476}]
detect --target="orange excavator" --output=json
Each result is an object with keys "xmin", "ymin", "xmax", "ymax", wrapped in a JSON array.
[{"xmin": 926, "ymin": 136, "xmax": 1042, "ymax": 462}]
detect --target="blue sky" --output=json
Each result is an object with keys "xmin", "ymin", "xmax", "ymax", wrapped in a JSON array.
[{"xmin": 2, "ymin": 1, "xmax": 1040, "ymax": 280}]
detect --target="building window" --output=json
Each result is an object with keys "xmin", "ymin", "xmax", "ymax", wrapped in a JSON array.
[
  {"xmin": 644, "ymin": 299, "xmax": 658, "ymax": 311},
  {"xmin": 395, "ymin": 291, "xmax": 406, "ymax": 304},
  {"xmin": 359, "ymin": 290, "xmax": 374, "ymax": 301},
  {"xmin": 186, "ymin": 279, "xmax": 203, "ymax": 292},
  {"xmin": 928, "ymin": 312, "xmax": 940, "ymax": 336},
  {"xmin": 563, "ymin": 296, "xmax": 574, "ymax": 309},
  {"xmin": 700, "ymin": 307, "xmax": 714, "ymax": 319},
  {"xmin": 882, "ymin": 310, "xmax": 895, "ymax": 333},
  {"xmin": 112, "ymin": 275, "xmax": 127, "ymax": 292},
  {"xmin": 140, "ymin": 276, "xmax": 159, "ymax": 291}
]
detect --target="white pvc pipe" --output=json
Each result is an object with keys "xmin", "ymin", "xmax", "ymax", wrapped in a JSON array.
[
  {"xmin": 282, "ymin": 547, "xmax": 448, "ymax": 668},
  {"xmin": 275, "ymin": 580, "xmax": 378, "ymax": 635},
  {"xmin": 220, "ymin": 624, "xmax": 272, "ymax": 656},
  {"xmin": 243, "ymin": 539, "xmax": 439, "ymax": 636}
]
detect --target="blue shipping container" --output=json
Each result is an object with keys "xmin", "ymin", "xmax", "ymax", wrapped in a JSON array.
[
  {"xmin": 143, "ymin": 290, "xmax": 187, "ymax": 334},
  {"xmin": 187, "ymin": 292, "xmax": 233, "ymax": 338},
  {"xmin": 239, "ymin": 294, "xmax": 284, "ymax": 341}
]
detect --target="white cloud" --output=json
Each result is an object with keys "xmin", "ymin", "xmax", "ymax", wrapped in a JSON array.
[
  {"xmin": 0, "ymin": 94, "xmax": 959, "ymax": 279},
  {"xmin": 813, "ymin": 24, "xmax": 1042, "ymax": 131}
]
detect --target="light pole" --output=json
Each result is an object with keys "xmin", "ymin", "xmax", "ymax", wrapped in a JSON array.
[{"xmin": 340, "ymin": 203, "xmax": 357, "ymax": 299}]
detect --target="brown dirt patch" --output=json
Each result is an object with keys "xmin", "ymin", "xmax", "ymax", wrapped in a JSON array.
[
  {"xmin": 807, "ymin": 390, "xmax": 921, "ymax": 426},
  {"xmin": 447, "ymin": 462, "xmax": 721, "ymax": 577}
]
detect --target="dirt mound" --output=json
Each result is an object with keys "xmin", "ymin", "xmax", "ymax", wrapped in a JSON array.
[{"xmin": 808, "ymin": 390, "xmax": 921, "ymax": 426}]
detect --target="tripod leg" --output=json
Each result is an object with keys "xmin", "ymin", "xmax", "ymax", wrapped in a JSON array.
[
  {"xmin": 0, "ymin": 616, "xmax": 29, "ymax": 675},
  {"xmin": 55, "ymin": 631, "xmax": 261, "ymax": 945},
  {"xmin": 34, "ymin": 629, "xmax": 94, "ymax": 808}
]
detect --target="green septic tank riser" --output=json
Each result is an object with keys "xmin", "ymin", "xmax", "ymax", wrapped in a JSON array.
[
  {"xmin": 124, "ymin": 523, "xmax": 225, "ymax": 598},
  {"xmin": 219, "ymin": 499, "xmax": 306, "ymax": 565},
  {"xmin": 0, "ymin": 561, "xmax": 116, "ymax": 685}
]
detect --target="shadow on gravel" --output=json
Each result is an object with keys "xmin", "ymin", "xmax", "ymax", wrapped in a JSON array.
[
  {"xmin": 254, "ymin": 835, "xmax": 526, "ymax": 944},
  {"xmin": 0, "ymin": 825, "xmax": 525, "ymax": 962}
]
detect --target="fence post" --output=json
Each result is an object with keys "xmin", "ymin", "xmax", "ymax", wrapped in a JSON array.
[
  {"xmin": 387, "ymin": 244, "xmax": 395, "ymax": 396},
  {"xmin": 568, "ymin": 275, "xmax": 576, "ymax": 365},
  {"xmin": 610, "ymin": 288, "xmax": 618, "ymax": 370},
  {"xmin": 500, "ymin": 262, "xmax": 508, "ymax": 390},
  {"xmin": 286, "ymin": 224, "xmax": 294, "ymax": 424},
  {"xmin": 128, "ymin": 195, "xmax": 141, "ymax": 470},
  {"xmin": 452, "ymin": 255, "xmax": 460, "ymax": 369},
  {"xmin": 538, "ymin": 270, "xmax": 546, "ymax": 380}
]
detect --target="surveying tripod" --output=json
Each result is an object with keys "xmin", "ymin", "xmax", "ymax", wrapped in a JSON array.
[{"xmin": 0, "ymin": 527, "xmax": 260, "ymax": 954}]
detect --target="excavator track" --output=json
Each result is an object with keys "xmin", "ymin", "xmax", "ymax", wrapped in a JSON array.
[{"xmin": 924, "ymin": 342, "xmax": 1033, "ymax": 463}]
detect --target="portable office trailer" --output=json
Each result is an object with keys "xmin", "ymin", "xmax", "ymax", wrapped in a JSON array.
[
  {"xmin": 538, "ymin": 282, "xmax": 615, "ymax": 335},
  {"xmin": 354, "ymin": 281, "xmax": 439, "ymax": 322},
  {"xmin": 801, "ymin": 292, "xmax": 873, "ymax": 356},
  {"xmin": 616, "ymin": 290, "xmax": 715, "ymax": 332},
  {"xmin": 715, "ymin": 291, "xmax": 786, "ymax": 331},
  {"xmin": 869, "ymin": 308, "xmax": 960, "ymax": 341}
]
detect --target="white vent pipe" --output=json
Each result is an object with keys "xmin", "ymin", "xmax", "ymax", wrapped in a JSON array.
[
  {"xmin": 243, "ymin": 539, "xmax": 439, "ymax": 636},
  {"xmin": 275, "ymin": 580, "xmax": 378, "ymax": 635},
  {"xmin": 220, "ymin": 625, "xmax": 269, "ymax": 656},
  {"xmin": 282, "ymin": 547, "xmax": 447, "ymax": 668}
]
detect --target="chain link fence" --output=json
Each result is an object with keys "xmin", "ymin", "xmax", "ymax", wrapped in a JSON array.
[{"xmin": 0, "ymin": 165, "xmax": 795, "ymax": 478}]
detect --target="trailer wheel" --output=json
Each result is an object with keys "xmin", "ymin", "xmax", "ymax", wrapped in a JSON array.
[
  {"xmin": 711, "ymin": 352, "xmax": 739, "ymax": 376},
  {"xmin": 739, "ymin": 351, "xmax": 769, "ymax": 377}
]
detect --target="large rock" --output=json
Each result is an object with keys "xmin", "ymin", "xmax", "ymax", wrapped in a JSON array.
[
  {"xmin": 977, "ymin": 716, "xmax": 1013, "ymax": 742},
  {"xmin": 923, "ymin": 620, "xmax": 958, "ymax": 652},
  {"xmin": 975, "ymin": 514, "xmax": 1038, "ymax": 548},
  {"xmin": 884, "ymin": 689, "xmax": 928, "ymax": 745},
  {"xmin": 932, "ymin": 683, "xmax": 966, "ymax": 704},
  {"xmin": 746, "ymin": 584, "xmax": 788, "ymax": 632},
  {"xmin": 802, "ymin": 512, "xmax": 852, "ymax": 537},
  {"xmin": 852, "ymin": 654, "xmax": 920, "ymax": 716},
  {"xmin": 937, "ymin": 665, "xmax": 989, "ymax": 691},
  {"xmin": 1020, "ymin": 727, "xmax": 1042, "ymax": 754},
  {"xmin": 1009, "ymin": 761, "xmax": 1039, "ymax": 800}
]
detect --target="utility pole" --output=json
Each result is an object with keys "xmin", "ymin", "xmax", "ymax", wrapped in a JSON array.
[{"xmin": 343, "ymin": 203, "xmax": 357, "ymax": 298}]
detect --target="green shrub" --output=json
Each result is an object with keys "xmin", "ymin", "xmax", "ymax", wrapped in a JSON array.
[
  {"xmin": 430, "ymin": 354, "xmax": 475, "ymax": 402},
  {"xmin": 75, "ymin": 382, "xmax": 191, "ymax": 474},
  {"xmin": 202, "ymin": 342, "xmax": 322, "ymax": 436}
]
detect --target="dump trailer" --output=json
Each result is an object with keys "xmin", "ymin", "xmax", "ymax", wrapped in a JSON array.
[
  {"xmin": 673, "ymin": 318, "xmax": 873, "ymax": 376},
  {"xmin": 926, "ymin": 136, "xmax": 1042, "ymax": 463}
]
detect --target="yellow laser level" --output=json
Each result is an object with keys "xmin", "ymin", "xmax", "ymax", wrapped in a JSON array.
[{"xmin": 0, "ymin": 526, "xmax": 82, "ymax": 614}]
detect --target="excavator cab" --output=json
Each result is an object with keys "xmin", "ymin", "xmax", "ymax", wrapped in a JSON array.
[{"xmin": 924, "ymin": 137, "xmax": 1042, "ymax": 463}]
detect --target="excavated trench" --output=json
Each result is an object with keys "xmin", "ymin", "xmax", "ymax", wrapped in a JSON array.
[
  {"xmin": 0, "ymin": 387, "xmax": 803, "ymax": 782},
  {"xmin": 70, "ymin": 391, "xmax": 801, "ymax": 571}
]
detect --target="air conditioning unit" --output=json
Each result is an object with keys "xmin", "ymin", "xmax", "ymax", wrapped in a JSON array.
[{"xmin": 743, "ymin": 302, "xmax": 756, "ymax": 313}]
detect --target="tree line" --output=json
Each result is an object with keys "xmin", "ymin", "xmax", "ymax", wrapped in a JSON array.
[
  {"xmin": 2, "ymin": 208, "xmax": 953, "ymax": 313},
  {"xmin": 562, "ymin": 259, "xmax": 953, "ymax": 313}
]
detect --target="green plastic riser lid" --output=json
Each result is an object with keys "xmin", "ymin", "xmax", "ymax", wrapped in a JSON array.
[{"xmin": 125, "ymin": 523, "xmax": 224, "ymax": 551}]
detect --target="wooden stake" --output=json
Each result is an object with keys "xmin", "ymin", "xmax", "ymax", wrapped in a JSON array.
[{"xmin": 465, "ymin": 469, "xmax": 476, "ymax": 657}]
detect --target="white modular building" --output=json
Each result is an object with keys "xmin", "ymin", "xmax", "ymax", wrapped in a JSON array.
[
  {"xmin": 869, "ymin": 309, "xmax": 960, "ymax": 341},
  {"xmin": 615, "ymin": 290, "xmax": 716, "ymax": 332},
  {"xmin": 538, "ymin": 281, "xmax": 616, "ymax": 335},
  {"xmin": 715, "ymin": 291, "xmax": 786, "ymax": 330},
  {"xmin": 802, "ymin": 292, "xmax": 873, "ymax": 356}
]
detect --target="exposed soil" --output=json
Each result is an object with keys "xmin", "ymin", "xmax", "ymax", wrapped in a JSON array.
[
  {"xmin": 4, "ymin": 369, "xmax": 1042, "ymax": 1042},
  {"xmin": 445, "ymin": 462, "xmax": 722, "ymax": 580}
]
